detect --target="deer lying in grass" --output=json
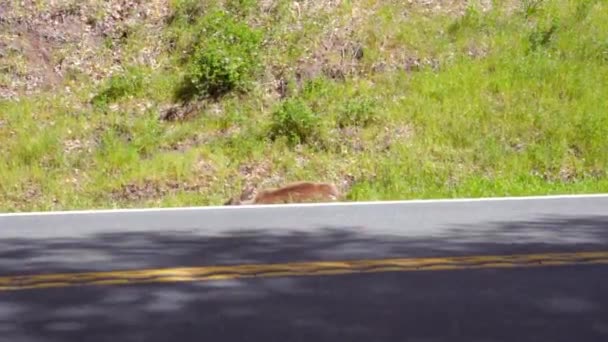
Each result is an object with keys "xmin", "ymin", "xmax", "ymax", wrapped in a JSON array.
[{"xmin": 224, "ymin": 181, "xmax": 341, "ymax": 205}]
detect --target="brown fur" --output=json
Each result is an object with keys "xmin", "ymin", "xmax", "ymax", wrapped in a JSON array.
[{"xmin": 224, "ymin": 181, "xmax": 341, "ymax": 205}]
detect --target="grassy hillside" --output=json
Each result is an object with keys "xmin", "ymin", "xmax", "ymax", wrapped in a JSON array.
[{"xmin": 1, "ymin": 0, "xmax": 607, "ymax": 212}]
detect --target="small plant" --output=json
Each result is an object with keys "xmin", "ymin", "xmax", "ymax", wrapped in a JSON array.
[
  {"xmin": 301, "ymin": 78, "xmax": 331, "ymax": 98},
  {"xmin": 182, "ymin": 10, "xmax": 262, "ymax": 100},
  {"xmin": 226, "ymin": 0, "xmax": 257, "ymax": 18},
  {"xmin": 268, "ymin": 98, "xmax": 321, "ymax": 145},
  {"xmin": 167, "ymin": 0, "xmax": 206, "ymax": 25},
  {"xmin": 91, "ymin": 69, "xmax": 144, "ymax": 107},
  {"xmin": 528, "ymin": 20, "xmax": 559, "ymax": 51},
  {"xmin": 522, "ymin": 0, "xmax": 544, "ymax": 18},
  {"xmin": 337, "ymin": 97, "xmax": 378, "ymax": 128},
  {"xmin": 447, "ymin": 5, "xmax": 482, "ymax": 36}
]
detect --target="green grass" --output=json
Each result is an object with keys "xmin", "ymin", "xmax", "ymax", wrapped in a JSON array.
[{"xmin": 1, "ymin": 0, "xmax": 607, "ymax": 212}]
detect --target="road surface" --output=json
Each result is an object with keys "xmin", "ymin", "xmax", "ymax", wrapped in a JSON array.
[{"xmin": 1, "ymin": 194, "xmax": 608, "ymax": 341}]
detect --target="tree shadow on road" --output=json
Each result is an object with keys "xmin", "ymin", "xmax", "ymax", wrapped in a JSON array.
[{"xmin": 1, "ymin": 215, "xmax": 608, "ymax": 342}]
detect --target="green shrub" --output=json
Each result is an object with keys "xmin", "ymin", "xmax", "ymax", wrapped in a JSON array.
[
  {"xmin": 337, "ymin": 97, "xmax": 378, "ymax": 128},
  {"xmin": 268, "ymin": 98, "xmax": 321, "ymax": 145},
  {"xmin": 184, "ymin": 10, "xmax": 262, "ymax": 99}
]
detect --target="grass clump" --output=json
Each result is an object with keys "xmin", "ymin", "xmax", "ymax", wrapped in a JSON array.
[
  {"xmin": 91, "ymin": 68, "xmax": 145, "ymax": 107},
  {"xmin": 268, "ymin": 98, "xmax": 322, "ymax": 145},
  {"xmin": 337, "ymin": 97, "xmax": 379, "ymax": 128}
]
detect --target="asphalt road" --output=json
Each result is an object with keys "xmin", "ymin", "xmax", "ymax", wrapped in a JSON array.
[{"xmin": 1, "ymin": 194, "xmax": 608, "ymax": 341}]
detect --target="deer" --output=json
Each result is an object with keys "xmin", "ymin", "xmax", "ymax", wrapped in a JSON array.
[{"xmin": 224, "ymin": 181, "xmax": 341, "ymax": 205}]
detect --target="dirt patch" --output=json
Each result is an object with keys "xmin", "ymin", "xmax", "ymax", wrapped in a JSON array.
[
  {"xmin": 110, "ymin": 158, "xmax": 217, "ymax": 203},
  {"xmin": 329, "ymin": 124, "xmax": 414, "ymax": 154},
  {"xmin": 337, "ymin": 173, "xmax": 356, "ymax": 196},
  {"xmin": 406, "ymin": 0, "xmax": 495, "ymax": 16},
  {"xmin": 160, "ymin": 125, "xmax": 241, "ymax": 152},
  {"xmin": 376, "ymin": 124, "xmax": 415, "ymax": 151},
  {"xmin": 330, "ymin": 126, "xmax": 365, "ymax": 153},
  {"xmin": 222, "ymin": 161, "xmax": 269, "ymax": 203},
  {"xmin": 111, "ymin": 177, "xmax": 209, "ymax": 202},
  {"xmin": 163, "ymin": 133, "xmax": 210, "ymax": 152},
  {"xmin": 238, "ymin": 160, "xmax": 273, "ymax": 183},
  {"xmin": 465, "ymin": 41, "xmax": 490, "ymax": 59},
  {"xmin": 4, "ymin": 180, "xmax": 43, "ymax": 210},
  {"xmin": 63, "ymin": 138, "xmax": 95, "ymax": 154},
  {"xmin": 234, "ymin": 159, "xmax": 285, "ymax": 195},
  {"xmin": 288, "ymin": 0, "xmax": 483, "ymax": 89},
  {"xmin": 194, "ymin": 158, "xmax": 217, "ymax": 176},
  {"xmin": 0, "ymin": 0, "xmax": 169, "ymax": 100},
  {"xmin": 294, "ymin": 20, "xmax": 365, "ymax": 88},
  {"xmin": 159, "ymin": 101, "xmax": 204, "ymax": 122}
]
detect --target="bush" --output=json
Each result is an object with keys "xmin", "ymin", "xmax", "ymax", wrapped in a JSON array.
[
  {"xmin": 184, "ymin": 10, "xmax": 262, "ymax": 99},
  {"xmin": 268, "ymin": 99, "xmax": 321, "ymax": 145},
  {"xmin": 337, "ymin": 97, "xmax": 378, "ymax": 128}
]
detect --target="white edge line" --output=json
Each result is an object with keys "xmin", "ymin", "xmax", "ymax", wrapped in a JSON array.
[{"xmin": 1, "ymin": 193, "xmax": 607, "ymax": 218}]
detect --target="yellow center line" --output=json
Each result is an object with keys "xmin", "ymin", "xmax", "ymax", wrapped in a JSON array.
[{"xmin": 1, "ymin": 251, "xmax": 607, "ymax": 292}]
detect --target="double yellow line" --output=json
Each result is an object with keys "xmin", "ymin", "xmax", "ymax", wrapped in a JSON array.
[{"xmin": 2, "ymin": 251, "xmax": 608, "ymax": 292}]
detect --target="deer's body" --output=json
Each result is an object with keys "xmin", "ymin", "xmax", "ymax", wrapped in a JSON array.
[{"xmin": 224, "ymin": 181, "xmax": 341, "ymax": 205}]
